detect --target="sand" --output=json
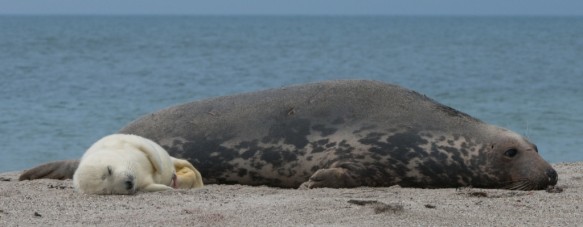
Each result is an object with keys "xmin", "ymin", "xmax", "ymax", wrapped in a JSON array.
[{"xmin": 1, "ymin": 162, "xmax": 581, "ymax": 226}]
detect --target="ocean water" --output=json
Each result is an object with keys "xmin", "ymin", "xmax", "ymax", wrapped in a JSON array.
[{"xmin": 1, "ymin": 16, "xmax": 582, "ymax": 172}]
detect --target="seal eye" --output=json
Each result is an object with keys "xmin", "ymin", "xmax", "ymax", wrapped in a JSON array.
[
  {"xmin": 504, "ymin": 149, "xmax": 518, "ymax": 157},
  {"xmin": 107, "ymin": 166, "xmax": 113, "ymax": 175}
]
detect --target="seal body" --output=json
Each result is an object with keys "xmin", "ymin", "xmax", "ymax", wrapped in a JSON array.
[
  {"xmin": 73, "ymin": 134, "xmax": 178, "ymax": 194},
  {"xmin": 21, "ymin": 80, "xmax": 558, "ymax": 190}
]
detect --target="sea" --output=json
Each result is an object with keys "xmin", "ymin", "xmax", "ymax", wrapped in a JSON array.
[{"xmin": 1, "ymin": 16, "xmax": 582, "ymax": 172}]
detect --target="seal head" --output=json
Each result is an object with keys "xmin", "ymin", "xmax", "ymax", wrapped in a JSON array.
[
  {"xmin": 73, "ymin": 157, "xmax": 139, "ymax": 195},
  {"xmin": 478, "ymin": 128, "xmax": 558, "ymax": 190}
]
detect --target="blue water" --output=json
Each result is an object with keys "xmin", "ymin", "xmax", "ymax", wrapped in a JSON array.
[{"xmin": 1, "ymin": 16, "xmax": 582, "ymax": 172}]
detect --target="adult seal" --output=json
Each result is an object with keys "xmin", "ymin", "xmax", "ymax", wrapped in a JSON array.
[{"xmin": 20, "ymin": 80, "xmax": 558, "ymax": 190}]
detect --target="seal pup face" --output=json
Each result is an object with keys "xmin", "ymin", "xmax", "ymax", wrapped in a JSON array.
[
  {"xmin": 481, "ymin": 129, "xmax": 558, "ymax": 190},
  {"xmin": 73, "ymin": 155, "xmax": 139, "ymax": 195},
  {"xmin": 101, "ymin": 164, "xmax": 138, "ymax": 195}
]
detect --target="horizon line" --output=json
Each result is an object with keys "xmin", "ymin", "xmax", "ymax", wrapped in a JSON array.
[{"xmin": 1, "ymin": 13, "xmax": 582, "ymax": 17}]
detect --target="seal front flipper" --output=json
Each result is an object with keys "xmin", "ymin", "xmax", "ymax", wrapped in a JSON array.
[
  {"xmin": 142, "ymin": 183, "xmax": 174, "ymax": 192},
  {"xmin": 299, "ymin": 162, "xmax": 382, "ymax": 189},
  {"xmin": 19, "ymin": 160, "xmax": 80, "ymax": 181}
]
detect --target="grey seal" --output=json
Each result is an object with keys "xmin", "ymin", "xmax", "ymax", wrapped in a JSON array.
[{"xmin": 19, "ymin": 80, "xmax": 558, "ymax": 190}]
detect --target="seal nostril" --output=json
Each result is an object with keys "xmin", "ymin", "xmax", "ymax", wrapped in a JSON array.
[
  {"xmin": 125, "ymin": 180, "xmax": 134, "ymax": 190},
  {"xmin": 545, "ymin": 169, "xmax": 558, "ymax": 185}
]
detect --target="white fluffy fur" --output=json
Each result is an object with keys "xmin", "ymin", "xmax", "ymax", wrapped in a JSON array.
[{"xmin": 73, "ymin": 134, "xmax": 176, "ymax": 195}]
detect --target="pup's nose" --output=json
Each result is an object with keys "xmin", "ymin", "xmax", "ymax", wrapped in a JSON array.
[{"xmin": 125, "ymin": 175, "xmax": 135, "ymax": 190}]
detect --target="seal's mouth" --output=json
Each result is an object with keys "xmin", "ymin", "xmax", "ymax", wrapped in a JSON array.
[{"xmin": 503, "ymin": 168, "xmax": 558, "ymax": 190}]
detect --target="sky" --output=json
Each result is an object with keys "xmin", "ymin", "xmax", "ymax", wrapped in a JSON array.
[{"xmin": 1, "ymin": 0, "xmax": 583, "ymax": 16}]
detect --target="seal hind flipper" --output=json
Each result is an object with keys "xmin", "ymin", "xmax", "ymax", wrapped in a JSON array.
[
  {"xmin": 171, "ymin": 157, "xmax": 204, "ymax": 189},
  {"xmin": 19, "ymin": 160, "xmax": 80, "ymax": 181}
]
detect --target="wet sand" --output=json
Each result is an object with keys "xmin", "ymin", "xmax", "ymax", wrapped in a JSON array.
[{"xmin": 1, "ymin": 162, "xmax": 581, "ymax": 226}]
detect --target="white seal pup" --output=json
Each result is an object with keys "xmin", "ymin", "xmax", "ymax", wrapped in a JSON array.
[{"xmin": 73, "ymin": 134, "xmax": 177, "ymax": 195}]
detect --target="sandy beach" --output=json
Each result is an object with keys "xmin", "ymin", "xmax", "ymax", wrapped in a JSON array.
[{"xmin": 1, "ymin": 162, "xmax": 581, "ymax": 226}]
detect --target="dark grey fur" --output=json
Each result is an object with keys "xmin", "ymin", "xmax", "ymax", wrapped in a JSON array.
[{"xmin": 20, "ymin": 80, "xmax": 557, "ymax": 190}]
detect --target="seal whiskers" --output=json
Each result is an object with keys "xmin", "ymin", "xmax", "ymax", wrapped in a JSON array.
[{"xmin": 502, "ymin": 179, "xmax": 538, "ymax": 191}]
